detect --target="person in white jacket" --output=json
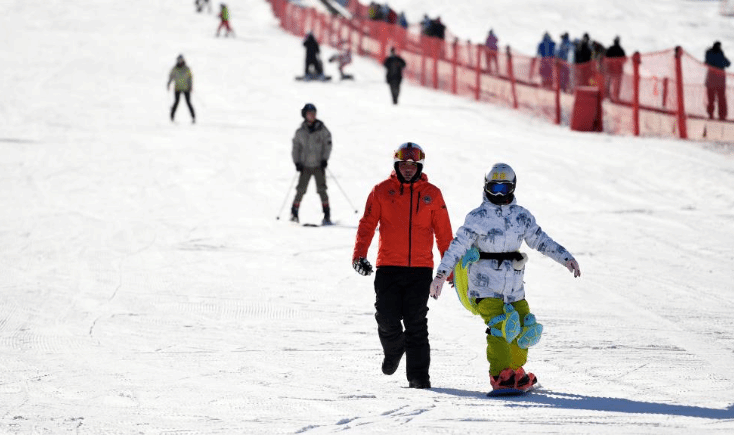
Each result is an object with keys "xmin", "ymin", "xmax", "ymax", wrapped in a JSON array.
[{"xmin": 429, "ymin": 163, "xmax": 581, "ymax": 392}]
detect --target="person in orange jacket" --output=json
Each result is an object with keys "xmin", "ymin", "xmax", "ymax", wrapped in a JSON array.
[{"xmin": 352, "ymin": 142, "xmax": 453, "ymax": 389}]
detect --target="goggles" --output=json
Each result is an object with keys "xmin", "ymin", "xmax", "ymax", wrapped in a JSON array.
[
  {"xmin": 394, "ymin": 147, "xmax": 425, "ymax": 162},
  {"xmin": 486, "ymin": 181, "xmax": 513, "ymax": 196}
]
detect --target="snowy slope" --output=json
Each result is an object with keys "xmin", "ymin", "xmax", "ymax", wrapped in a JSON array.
[{"xmin": 1, "ymin": 0, "xmax": 733, "ymax": 435}]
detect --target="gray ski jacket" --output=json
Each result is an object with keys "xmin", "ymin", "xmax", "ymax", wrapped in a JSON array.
[
  {"xmin": 436, "ymin": 195, "xmax": 575, "ymax": 303},
  {"xmin": 292, "ymin": 120, "xmax": 332, "ymax": 167}
]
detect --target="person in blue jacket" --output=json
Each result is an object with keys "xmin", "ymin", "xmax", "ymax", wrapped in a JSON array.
[{"xmin": 536, "ymin": 32, "xmax": 556, "ymax": 88}]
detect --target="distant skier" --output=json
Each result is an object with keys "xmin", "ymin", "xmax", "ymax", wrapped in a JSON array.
[
  {"xmin": 428, "ymin": 163, "xmax": 581, "ymax": 392},
  {"xmin": 290, "ymin": 103, "xmax": 332, "ymax": 225},
  {"xmin": 705, "ymin": 41, "xmax": 730, "ymax": 120},
  {"xmin": 485, "ymin": 29, "xmax": 499, "ymax": 74},
  {"xmin": 167, "ymin": 54, "xmax": 196, "ymax": 124},
  {"xmin": 328, "ymin": 41, "xmax": 353, "ymax": 80},
  {"xmin": 352, "ymin": 142, "xmax": 453, "ymax": 390},
  {"xmin": 383, "ymin": 47, "xmax": 406, "ymax": 105},
  {"xmin": 303, "ymin": 32, "xmax": 324, "ymax": 78},
  {"xmin": 195, "ymin": 0, "xmax": 212, "ymax": 13},
  {"xmin": 216, "ymin": 3, "xmax": 235, "ymax": 37}
]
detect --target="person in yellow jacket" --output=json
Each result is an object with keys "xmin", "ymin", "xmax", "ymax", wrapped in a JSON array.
[
  {"xmin": 167, "ymin": 54, "xmax": 196, "ymax": 124},
  {"xmin": 216, "ymin": 3, "xmax": 235, "ymax": 37}
]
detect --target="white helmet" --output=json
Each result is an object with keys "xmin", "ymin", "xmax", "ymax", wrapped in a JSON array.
[{"xmin": 484, "ymin": 163, "xmax": 516, "ymax": 200}]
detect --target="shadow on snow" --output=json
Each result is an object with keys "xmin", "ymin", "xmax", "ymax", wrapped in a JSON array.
[{"xmin": 429, "ymin": 387, "xmax": 734, "ymax": 420}]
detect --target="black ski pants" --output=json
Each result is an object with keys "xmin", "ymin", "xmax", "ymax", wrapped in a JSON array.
[
  {"xmin": 171, "ymin": 90, "xmax": 196, "ymax": 120},
  {"xmin": 374, "ymin": 266, "xmax": 432, "ymax": 382},
  {"xmin": 388, "ymin": 79, "xmax": 402, "ymax": 104}
]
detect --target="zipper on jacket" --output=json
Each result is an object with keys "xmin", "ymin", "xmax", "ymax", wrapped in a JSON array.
[{"xmin": 408, "ymin": 184, "xmax": 414, "ymax": 266}]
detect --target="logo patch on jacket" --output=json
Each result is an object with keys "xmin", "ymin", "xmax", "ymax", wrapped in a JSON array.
[{"xmin": 422, "ymin": 195, "xmax": 432, "ymax": 205}]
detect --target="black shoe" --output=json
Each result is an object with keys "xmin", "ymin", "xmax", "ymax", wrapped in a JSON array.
[
  {"xmin": 290, "ymin": 205, "xmax": 299, "ymax": 223},
  {"xmin": 408, "ymin": 378, "xmax": 431, "ymax": 389},
  {"xmin": 381, "ymin": 350, "xmax": 404, "ymax": 375}
]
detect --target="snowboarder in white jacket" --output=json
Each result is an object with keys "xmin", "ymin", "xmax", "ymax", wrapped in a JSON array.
[{"xmin": 428, "ymin": 163, "xmax": 581, "ymax": 392}]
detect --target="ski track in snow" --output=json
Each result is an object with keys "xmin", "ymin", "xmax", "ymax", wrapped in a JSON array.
[{"xmin": 1, "ymin": 0, "xmax": 734, "ymax": 435}]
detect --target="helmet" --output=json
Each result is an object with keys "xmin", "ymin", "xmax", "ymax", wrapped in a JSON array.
[
  {"xmin": 393, "ymin": 142, "xmax": 425, "ymax": 183},
  {"xmin": 484, "ymin": 163, "xmax": 516, "ymax": 204},
  {"xmin": 176, "ymin": 54, "xmax": 185, "ymax": 63},
  {"xmin": 301, "ymin": 103, "xmax": 317, "ymax": 118}
]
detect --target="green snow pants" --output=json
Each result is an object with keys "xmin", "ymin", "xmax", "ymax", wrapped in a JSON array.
[{"xmin": 476, "ymin": 298, "xmax": 531, "ymax": 377}]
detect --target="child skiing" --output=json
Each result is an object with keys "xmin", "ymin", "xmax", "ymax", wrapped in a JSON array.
[
  {"xmin": 216, "ymin": 3, "xmax": 235, "ymax": 37},
  {"xmin": 428, "ymin": 163, "xmax": 581, "ymax": 393}
]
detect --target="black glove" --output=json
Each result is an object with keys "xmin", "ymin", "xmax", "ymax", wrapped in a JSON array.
[
  {"xmin": 320, "ymin": 160, "xmax": 328, "ymax": 169},
  {"xmin": 295, "ymin": 163, "xmax": 304, "ymax": 172},
  {"xmin": 353, "ymin": 257, "xmax": 373, "ymax": 276}
]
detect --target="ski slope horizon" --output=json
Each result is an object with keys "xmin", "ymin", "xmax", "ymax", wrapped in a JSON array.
[{"xmin": 1, "ymin": 0, "xmax": 734, "ymax": 435}]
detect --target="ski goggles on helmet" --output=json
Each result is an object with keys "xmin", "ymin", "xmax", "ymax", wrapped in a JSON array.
[
  {"xmin": 394, "ymin": 147, "xmax": 425, "ymax": 163},
  {"xmin": 486, "ymin": 181, "xmax": 513, "ymax": 196}
]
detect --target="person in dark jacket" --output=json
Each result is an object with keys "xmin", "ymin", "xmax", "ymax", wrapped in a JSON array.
[
  {"xmin": 167, "ymin": 54, "xmax": 196, "ymax": 123},
  {"xmin": 383, "ymin": 47, "xmax": 407, "ymax": 105},
  {"xmin": 605, "ymin": 36, "xmax": 627, "ymax": 102},
  {"xmin": 303, "ymin": 32, "xmax": 323, "ymax": 77},
  {"xmin": 705, "ymin": 41, "xmax": 731, "ymax": 120},
  {"xmin": 574, "ymin": 33, "xmax": 593, "ymax": 87}
]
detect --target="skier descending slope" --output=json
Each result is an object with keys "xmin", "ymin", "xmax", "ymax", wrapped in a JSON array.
[
  {"xmin": 429, "ymin": 163, "xmax": 581, "ymax": 393},
  {"xmin": 352, "ymin": 143, "xmax": 453, "ymax": 389}
]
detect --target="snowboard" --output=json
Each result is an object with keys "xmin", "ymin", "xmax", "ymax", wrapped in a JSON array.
[
  {"xmin": 295, "ymin": 74, "xmax": 332, "ymax": 82},
  {"xmin": 486, "ymin": 384, "xmax": 539, "ymax": 397}
]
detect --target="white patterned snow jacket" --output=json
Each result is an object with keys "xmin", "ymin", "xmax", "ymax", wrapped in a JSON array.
[{"xmin": 436, "ymin": 195, "xmax": 575, "ymax": 303}]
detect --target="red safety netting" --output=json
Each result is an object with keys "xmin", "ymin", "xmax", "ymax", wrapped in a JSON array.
[{"xmin": 268, "ymin": 0, "xmax": 734, "ymax": 142}]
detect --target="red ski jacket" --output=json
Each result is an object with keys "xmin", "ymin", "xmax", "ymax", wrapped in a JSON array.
[{"xmin": 353, "ymin": 172, "xmax": 453, "ymax": 268}]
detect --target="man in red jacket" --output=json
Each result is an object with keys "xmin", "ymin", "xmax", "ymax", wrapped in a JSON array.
[{"xmin": 352, "ymin": 142, "xmax": 453, "ymax": 389}]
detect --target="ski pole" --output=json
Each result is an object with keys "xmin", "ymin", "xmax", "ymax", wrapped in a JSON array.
[
  {"xmin": 327, "ymin": 168, "xmax": 359, "ymax": 214},
  {"xmin": 276, "ymin": 172, "xmax": 299, "ymax": 220}
]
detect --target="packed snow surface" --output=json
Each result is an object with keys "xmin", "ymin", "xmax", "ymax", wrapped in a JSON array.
[{"xmin": 1, "ymin": 0, "xmax": 733, "ymax": 435}]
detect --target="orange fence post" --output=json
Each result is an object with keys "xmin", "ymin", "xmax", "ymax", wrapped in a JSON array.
[
  {"xmin": 433, "ymin": 38, "xmax": 439, "ymax": 90},
  {"xmin": 632, "ymin": 52, "xmax": 641, "ymax": 136},
  {"xmin": 421, "ymin": 36, "xmax": 427, "ymax": 86},
  {"xmin": 554, "ymin": 58, "xmax": 561, "ymax": 125},
  {"xmin": 451, "ymin": 38, "xmax": 458, "ymax": 94},
  {"xmin": 357, "ymin": 19, "xmax": 364, "ymax": 56},
  {"xmin": 475, "ymin": 43, "xmax": 481, "ymax": 100},
  {"xmin": 674, "ymin": 46, "xmax": 688, "ymax": 139},
  {"xmin": 507, "ymin": 46, "xmax": 518, "ymax": 109}
]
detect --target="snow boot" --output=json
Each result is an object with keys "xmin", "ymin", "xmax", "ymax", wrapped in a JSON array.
[
  {"xmin": 490, "ymin": 367, "xmax": 537, "ymax": 391},
  {"xmin": 408, "ymin": 378, "xmax": 431, "ymax": 389},
  {"xmin": 381, "ymin": 348, "xmax": 404, "ymax": 376},
  {"xmin": 490, "ymin": 368, "xmax": 517, "ymax": 390},
  {"xmin": 322, "ymin": 204, "xmax": 332, "ymax": 226},
  {"xmin": 290, "ymin": 204, "xmax": 299, "ymax": 223},
  {"xmin": 513, "ymin": 367, "xmax": 537, "ymax": 391}
]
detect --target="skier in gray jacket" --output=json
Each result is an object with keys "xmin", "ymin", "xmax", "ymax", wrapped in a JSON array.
[{"xmin": 290, "ymin": 103, "xmax": 333, "ymax": 225}]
